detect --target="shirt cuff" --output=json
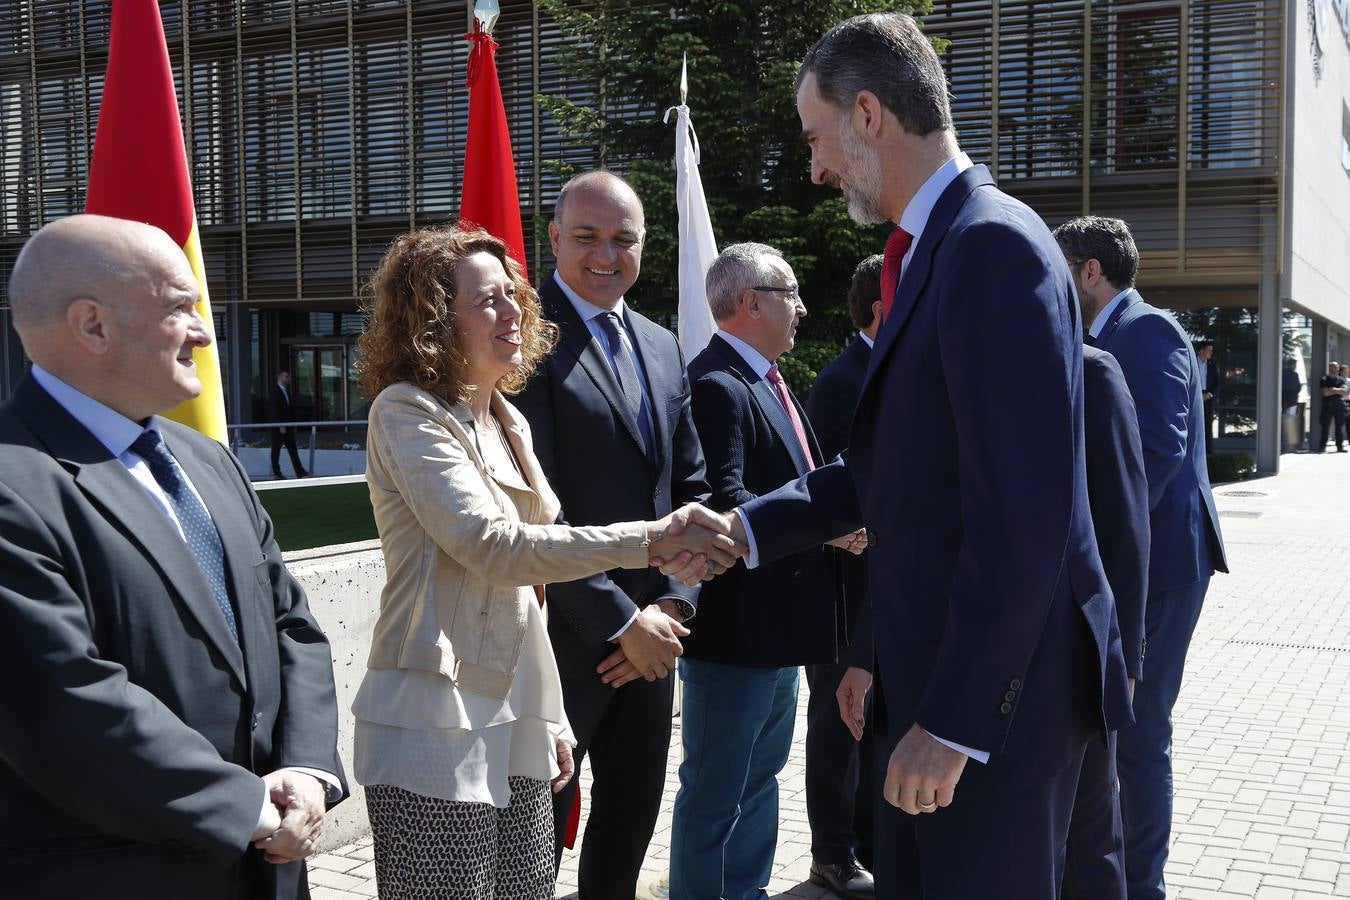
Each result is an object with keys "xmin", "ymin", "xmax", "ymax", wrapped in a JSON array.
[
  {"xmin": 927, "ymin": 732, "xmax": 990, "ymax": 765},
  {"xmin": 283, "ymin": 767, "xmax": 345, "ymax": 803},
  {"xmin": 608, "ymin": 609, "xmax": 641, "ymax": 642},
  {"xmin": 734, "ymin": 507, "xmax": 761, "ymax": 570}
]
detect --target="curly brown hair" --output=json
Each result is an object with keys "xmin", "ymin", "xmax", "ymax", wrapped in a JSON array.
[{"xmin": 356, "ymin": 225, "xmax": 557, "ymax": 404}]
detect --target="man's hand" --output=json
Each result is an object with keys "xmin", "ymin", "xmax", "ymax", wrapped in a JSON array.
[
  {"xmin": 253, "ymin": 771, "xmax": 327, "ymax": 863},
  {"xmin": 651, "ymin": 507, "xmax": 748, "ymax": 583},
  {"xmin": 647, "ymin": 504, "xmax": 746, "ymax": 586},
  {"xmin": 826, "ymin": 528, "xmax": 869, "ymax": 555},
  {"xmin": 552, "ymin": 739, "xmax": 575, "ymax": 794},
  {"xmin": 883, "ymin": 724, "xmax": 968, "ymax": 815},
  {"xmin": 599, "ymin": 600, "xmax": 689, "ymax": 688},
  {"xmin": 615, "ymin": 605, "xmax": 689, "ymax": 682},
  {"xmin": 835, "ymin": 666, "xmax": 872, "ymax": 741}
]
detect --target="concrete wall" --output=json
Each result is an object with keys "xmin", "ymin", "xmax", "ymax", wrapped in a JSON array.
[
  {"xmin": 281, "ymin": 539, "xmax": 384, "ymax": 851},
  {"xmin": 1287, "ymin": 0, "xmax": 1350, "ymax": 333}
]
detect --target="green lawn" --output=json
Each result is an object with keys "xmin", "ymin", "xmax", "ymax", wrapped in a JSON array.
[{"xmin": 259, "ymin": 481, "xmax": 377, "ymax": 552}]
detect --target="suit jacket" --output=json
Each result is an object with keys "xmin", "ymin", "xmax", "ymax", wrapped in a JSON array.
[
  {"xmin": 0, "ymin": 375, "xmax": 347, "ymax": 900},
  {"xmin": 805, "ymin": 335, "xmax": 872, "ymax": 668},
  {"xmin": 739, "ymin": 166, "xmax": 1133, "ymax": 768},
  {"xmin": 682, "ymin": 335, "xmax": 841, "ymax": 667},
  {"xmin": 1083, "ymin": 346, "xmax": 1150, "ymax": 682},
  {"xmin": 514, "ymin": 274, "xmax": 711, "ymax": 677},
  {"xmin": 1093, "ymin": 290, "xmax": 1228, "ymax": 593},
  {"xmin": 271, "ymin": 383, "xmax": 295, "ymax": 422}
]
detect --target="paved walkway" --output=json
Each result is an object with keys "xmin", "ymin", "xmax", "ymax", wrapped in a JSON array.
[{"xmin": 309, "ymin": 451, "xmax": 1350, "ymax": 899}]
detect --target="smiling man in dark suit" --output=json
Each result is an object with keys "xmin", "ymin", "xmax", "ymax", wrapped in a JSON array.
[
  {"xmin": 0, "ymin": 215, "xmax": 346, "ymax": 899},
  {"xmin": 665, "ymin": 15, "xmax": 1134, "ymax": 898},
  {"xmin": 1056, "ymin": 215, "xmax": 1228, "ymax": 900},
  {"xmin": 514, "ymin": 170, "xmax": 713, "ymax": 899}
]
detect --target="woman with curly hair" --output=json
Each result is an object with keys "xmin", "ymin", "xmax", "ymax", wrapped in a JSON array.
[{"xmin": 350, "ymin": 225, "xmax": 739, "ymax": 899}]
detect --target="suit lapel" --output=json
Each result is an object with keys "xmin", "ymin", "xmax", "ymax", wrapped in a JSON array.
[
  {"xmin": 710, "ymin": 336, "xmax": 813, "ymax": 476},
  {"xmin": 1094, "ymin": 290, "xmax": 1141, "ymax": 351},
  {"xmin": 544, "ymin": 277, "xmax": 648, "ymax": 455},
  {"xmin": 12, "ymin": 379, "xmax": 247, "ymax": 687},
  {"xmin": 864, "ymin": 165, "xmax": 995, "ymax": 400},
  {"xmin": 628, "ymin": 314, "xmax": 672, "ymax": 471}
]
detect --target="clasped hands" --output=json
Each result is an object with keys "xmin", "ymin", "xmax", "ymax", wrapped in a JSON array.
[{"xmin": 250, "ymin": 770, "xmax": 327, "ymax": 864}]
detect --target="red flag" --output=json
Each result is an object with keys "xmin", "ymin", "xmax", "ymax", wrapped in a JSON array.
[
  {"xmin": 85, "ymin": 0, "xmax": 226, "ymax": 441},
  {"xmin": 460, "ymin": 21, "xmax": 527, "ymax": 276}
]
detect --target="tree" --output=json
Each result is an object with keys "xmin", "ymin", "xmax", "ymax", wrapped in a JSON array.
[{"xmin": 537, "ymin": 0, "xmax": 937, "ymax": 392}]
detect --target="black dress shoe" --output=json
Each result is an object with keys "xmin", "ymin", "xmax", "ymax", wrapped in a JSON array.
[
  {"xmin": 809, "ymin": 858, "xmax": 875, "ymax": 899},
  {"xmin": 271, "ymin": 471, "xmax": 286, "ymax": 480}
]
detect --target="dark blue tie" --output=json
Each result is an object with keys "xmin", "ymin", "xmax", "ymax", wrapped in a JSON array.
[
  {"xmin": 129, "ymin": 429, "xmax": 239, "ymax": 642},
  {"xmin": 596, "ymin": 312, "xmax": 656, "ymax": 458}
]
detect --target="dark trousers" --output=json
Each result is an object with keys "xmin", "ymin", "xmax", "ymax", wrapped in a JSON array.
[
  {"xmin": 270, "ymin": 427, "xmax": 305, "ymax": 476},
  {"xmin": 552, "ymin": 669, "xmax": 673, "ymax": 900},
  {"xmin": 804, "ymin": 660, "xmax": 875, "ymax": 869},
  {"xmin": 1118, "ymin": 578, "xmax": 1209, "ymax": 900},
  {"xmin": 670, "ymin": 660, "xmax": 798, "ymax": 900},
  {"xmin": 1063, "ymin": 732, "xmax": 1126, "ymax": 900},
  {"xmin": 1319, "ymin": 405, "xmax": 1347, "ymax": 451}
]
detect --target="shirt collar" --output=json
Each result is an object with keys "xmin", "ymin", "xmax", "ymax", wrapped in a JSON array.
[
  {"xmin": 898, "ymin": 152, "xmax": 973, "ymax": 245},
  {"xmin": 1087, "ymin": 288, "xmax": 1133, "ymax": 340},
  {"xmin": 553, "ymin": 271, "xmax": 631, "ymax": 327},
  {"xmin": 858, "ymin": 332, "xmax": 876, "ymax": 349},
  {"xmin": 30, "ymin": 364, "xmax": 155, "ymax": 458},
  {"xmin": 717, "ymin": 329, "xmax": 775, "ymax": 379}
]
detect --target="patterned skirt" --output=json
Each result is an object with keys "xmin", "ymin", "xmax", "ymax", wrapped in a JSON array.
[{"xmin": 366, "ymin": 779, "xmax": 555, "ymax": 900}]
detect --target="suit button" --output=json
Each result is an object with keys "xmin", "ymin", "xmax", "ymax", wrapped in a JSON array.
[
  {"xmin": 793, "ymin": 570, "xmax": 802, "ymax": 578},
  {"xmin": 251, "ymin": 713, "xmax": 260, "ymax": 731},
  {"xmin": 1009, "ymin": 678, "xmax": 1022, "ymax": 690},
  {"xmin": 655, "ymin": 488, "xmax": 663, "ymax": 497},
  {"xmin": 1004, "ymin": 690, "xmax": 1016, "ymax": 702},
  {"xmin": 999, "ymin": 702, "xmax": 1013, "ymax": 715}
]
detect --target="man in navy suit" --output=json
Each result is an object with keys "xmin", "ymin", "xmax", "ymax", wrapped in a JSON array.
[
  {"xmin": 802, "ymin": 254, "xmax": 882, "ymax": 894},
  {"xmin": 1055, "ymin": 216, "xmax": 1228, "ymax": 900},
  {"xmin": 1064, "ymin": 346, "xmax": 1151, "ymax": 900},
  {"xmin": 514, "ymin": 171, "xmax": 713, "ymax": 899},
  {"xmin": 661, "ymin": 15, "xmax": 1134, "ymax": 898},
  {"xmin": 670, "ymin": 242, "xmax": 854, "ymax": 899}
]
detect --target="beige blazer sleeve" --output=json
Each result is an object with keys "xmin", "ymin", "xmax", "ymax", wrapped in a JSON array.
[{"xmin": 368, "ymin": 387, "xmax": 651, "ymax": 588}]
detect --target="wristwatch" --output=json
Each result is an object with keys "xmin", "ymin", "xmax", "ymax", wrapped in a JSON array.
[{"xmin": 661, "ymin": 596, "xmax": 697, "ymax": 624}]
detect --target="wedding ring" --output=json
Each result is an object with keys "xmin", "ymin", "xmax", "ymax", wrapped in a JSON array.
[{"xmin": 917, "ymin": 800, "xmax": 938, "ymax": 811}]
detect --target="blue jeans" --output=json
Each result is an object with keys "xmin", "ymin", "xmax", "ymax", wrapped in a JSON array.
[
  {"xmin": 669, "ymin": 660, "xmax": 799, "ymax": 900},
  {"xmin": 1118, "ymin": 578, "xmax": 1209, "ymax": 900}
]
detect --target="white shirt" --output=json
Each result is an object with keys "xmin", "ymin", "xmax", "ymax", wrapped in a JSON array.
[
  {"xmin": 858, "ymin": 332, "xmax": 876, "ymax": 349},
  {"xmin": 716, "ymin": 329, "xmax": 774, "ymax": 380},
  {"xmin": 30, "ymin": 365, "xmax": 342, "ymax": 824},
  {"xmin": 553, "ymin": 273, "xmax": 677, "ymax": 640},
  {"xmin": 734, "ymin": 154, "xmax": 991, "ymax": 765},
  {"xmin": 1087, "ymin": 288, "xmax": 1132, "ymax": 342}
]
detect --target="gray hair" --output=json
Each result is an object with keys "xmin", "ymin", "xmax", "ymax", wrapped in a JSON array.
[
  {"xmin": 705, "ymin": 243, "xmax": 785, "ymax": 323},
  {"xmin": 797, "ymin": 13, "xmax": 953, "ymax": 136}
]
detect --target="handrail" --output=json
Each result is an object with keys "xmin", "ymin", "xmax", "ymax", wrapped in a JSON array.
[{"xmin": 227, "ymin": 420, "xmax": 369, "ymax": 476}]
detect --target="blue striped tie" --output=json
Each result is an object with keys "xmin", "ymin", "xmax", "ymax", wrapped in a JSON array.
[{"xmin": 129, "ymin": 429, "xmax": 239, "ymax": 642}]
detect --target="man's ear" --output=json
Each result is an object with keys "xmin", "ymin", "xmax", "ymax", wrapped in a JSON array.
[
  {"xmin": 871, "ymin": 299, "xmax": 884, "ymax": 323},
  {"xmin": 853, "ymin": 90, "xmax": 886, "ymax": 140},
  {"xmin": 742, "ymin": 288, "xmax": 761, "ymax": 319},
  {"xmin": 547, "ymin": 221, "xmax": 561, "ymax": 257},
  {"xmin": 66, "ymin": 298, "xmax": 111, "ymax": 355}
]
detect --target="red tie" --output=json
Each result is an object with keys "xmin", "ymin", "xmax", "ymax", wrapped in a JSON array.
[
  {"xmin": 766, "ymin": 365, "xmax": 816, "ymax": 470},
  {"xmin": 880, "ymin": 226, "xmax": 914, "ymax": 321}
]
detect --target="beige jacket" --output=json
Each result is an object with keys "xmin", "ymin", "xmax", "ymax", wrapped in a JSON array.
[{"xmin": 364, "ymin": 382, "xmax": 651, "ymax": 700}]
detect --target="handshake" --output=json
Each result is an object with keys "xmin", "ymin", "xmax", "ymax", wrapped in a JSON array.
[{"xmin": 644, "ymin": 503, "xmax": 869, "ymax": 588}]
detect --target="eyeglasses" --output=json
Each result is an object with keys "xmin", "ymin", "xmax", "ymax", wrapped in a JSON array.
[{"xmin": 752, "ymin": 285, "xmax": 802, "ymax": 303}]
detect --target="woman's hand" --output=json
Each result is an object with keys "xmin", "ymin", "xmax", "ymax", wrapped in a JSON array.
[{"xmin": 551, "ymin": 738, "xmax": 576, "ymax": 793}]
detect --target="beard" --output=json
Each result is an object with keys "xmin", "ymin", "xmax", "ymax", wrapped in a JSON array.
[{"xmin": 838, "ymin": 122, "xmax": 889, "ymax": 225}]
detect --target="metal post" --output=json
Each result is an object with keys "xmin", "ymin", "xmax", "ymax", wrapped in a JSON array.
[
  {"xmin": 308, "ymin": 424, "xmax": 318, "ymax": 475},
  {"xmin": 1256, "ymin": 274, "xmax": 1281, "ymax": 473}
]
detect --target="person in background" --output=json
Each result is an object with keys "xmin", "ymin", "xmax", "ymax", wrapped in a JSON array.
[
  {"xmin": 802, "ymin": 253, "xmax": 883, "ymax": 896},
  {"xmin": 1282, "ymin": 357, "xmax": 1301, "ymax": 413},
  {"xmin": 352, "ymin": 225, "xmax": 741, "ymax": 899},
  {"xmin": 1056, "ymin": 215, "xmax": 1228, "ymax": 900},
  {"xmin": 1196, "ymin": 341, "xmax": 1219, "ymax": 445},
  {"xmin": 269, "ymin": 370, "xmax": 308, "ymax": 479},
  {"xmin": 1317, "ymin": 361, "xmax": 1348, "ymax": 452},
  {"xmin": 0, "ymin": 214, "xmax": 347, "ymax": 899}
]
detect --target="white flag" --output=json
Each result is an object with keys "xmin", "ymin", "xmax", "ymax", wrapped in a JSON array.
[{"xmin": 664, "ymin": 56, "xmax": 718, "ymax": 362}]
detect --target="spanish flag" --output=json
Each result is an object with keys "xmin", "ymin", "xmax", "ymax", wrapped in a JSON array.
[{"xmin": 85, "ymin": 0, "xmax": 227, "ymax": 442}]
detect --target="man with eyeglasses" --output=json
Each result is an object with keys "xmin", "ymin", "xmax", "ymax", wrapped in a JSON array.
[{"xmin": 670, "ymin": 242, "xmax": 859, "ymax": 900}]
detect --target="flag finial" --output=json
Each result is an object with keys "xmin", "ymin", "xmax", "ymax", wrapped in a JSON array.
[
  {"xmin": 680, "ymin": 53, "xmax": 688, "ymax": 107},
  {"xmin": 473, "ymin": 0, "xmax": 500, "ymax": 34}
]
